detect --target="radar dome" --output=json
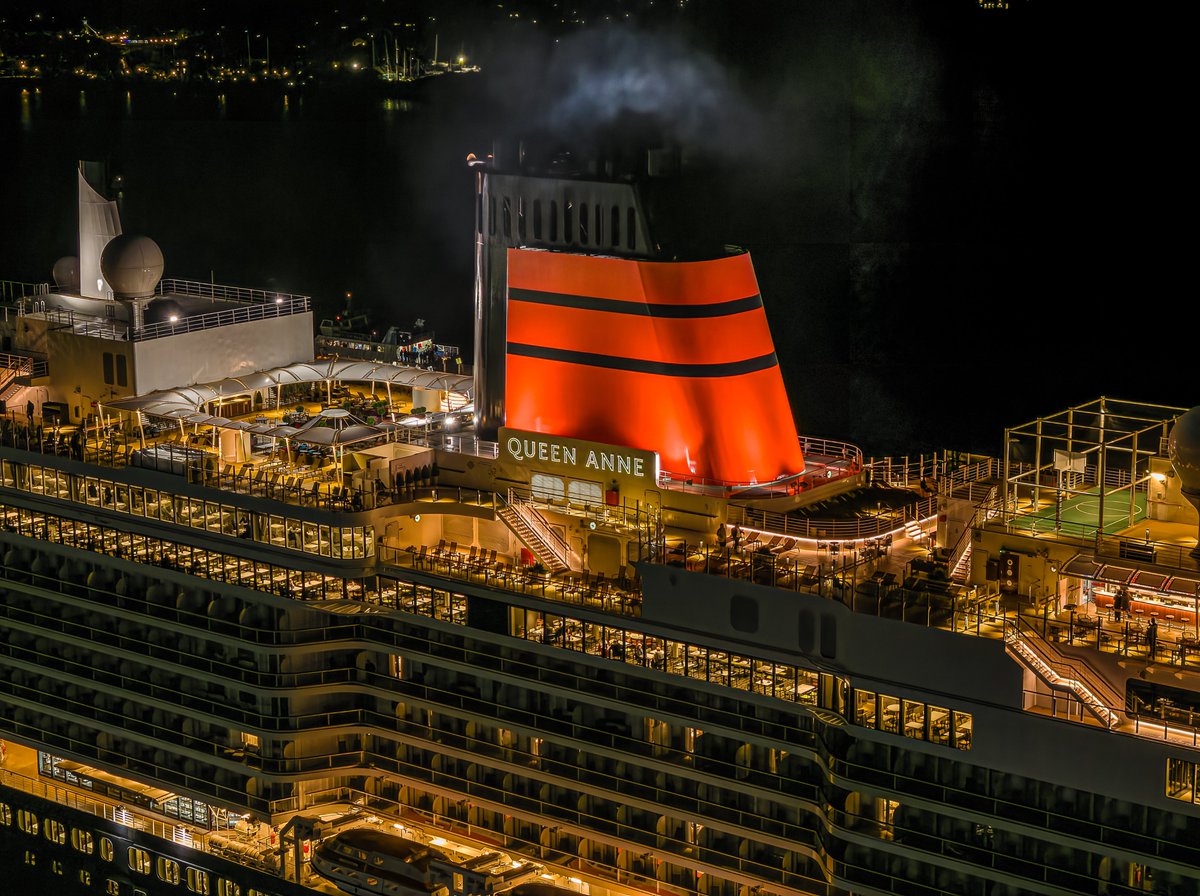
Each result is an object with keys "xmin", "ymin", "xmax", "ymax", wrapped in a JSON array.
[
  {"xmin": 51, "ymin": 256, "xmax": 80, "ymax": 292},
  {"xmin": 100, "ymin": 234, "xmax": 163, "ymax": 299},
  {"xmin": 1168, "ymin": 407, "xmax": 1200, "ymax": 492}
]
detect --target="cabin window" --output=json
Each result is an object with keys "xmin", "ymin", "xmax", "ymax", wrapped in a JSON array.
[
  {"xmin": 488, "ymin": 196, "xmax": 495, "ymax": 236},
  {"xmin": 855, "ymin": 690, "xmax": 876, "ymax": 728},
  {"xmin": 71, "ymin": 828, "xmax": 94, "ymax": 853},
  {"xmin": 903, "ymin": 700, "xmax": 927, "ymax": 740},
  {"xmin": 611, "ymin": 206, "xmax": 621, "ymax": 247},
  {"xmin": 79, "ymin": 870, "xmax": 92, "ymax": 886},
  {"xmin": 531, "ymin": 474, "xmax": 565, "ymax": 502},
  {"xmin": 157, "ymin": 856, "xmax": 181, "ymax": 884},
  {"xmin": 107, "ymin": 880, "xmax": 121, "ymax": 895},
  {"xmin": 17, "ymin": 809, "xmax": 38, "ymax": 835},
  {"xmin": 879, "ymin": 695, "xmax": 900, "ymax": 734},
  {"xmin": 579, "ymin": 202, "xmax": 589, "ymax": 244},
  {"xmin": 595, "ymin": 203, "xmax": 603, "ymax": 245},
  {"xmin": 517, "ymin": 196, "xmax": 527, "ymax": 241},
  {"xmin": 128, "ymin": 846, "xmax": 152, "ymax": 874},
  {"xmin": 549, "ymin": 200, "xmax": 558, "ymax": 241},
  {"xmin": 953, "ymin": 711, "xmax": 973, "ymax": 750},
  {"xmin": 564, "ymin": 202, "xmax": 574, "ymax": 243},
  {"xmin": 627, "ymin": 207, "xmax": 637, "ymax": 251},
  {"xmin": 186, "ymin": 867, "xmax": 211, "ymax": 894},
  {"xmin": 99, "ymin": 836, "xmax": 115, "ymax": 861},
  {"xmin": 217, "ymin": 879, "xmax": 241, "ymax": 896},
  {"xmin": 103, "ymin": 352, "xmax": 115, "ymax": 385},
  {"xmin": 502, "ymin": 196, "xmax": 511, "ymax": 238},
  {"xmin": 44, "ymin": 817, "xmax": 66, "ymax": 845},
  {"xmin": 1167, "ymin": 757, "xmax": 1198, "ymax": 803},
  {"xmin": 116, "ymin": 354, "xmax": 128, "ymax": 387},
  {"xmin": 454, "ymin": 872, "xmax": 465, "ymax": 893},
  {"xmin": 930, "ymin": 705, "xmax": 951, "ymax": 746},
  {"xmin": 0, "ymin": 802, "xmax": 11, "ymax": 826},
  {"xmin": 566, "ymin": 479, "xmax": 602, "ymax": 507},
  {"xmin": 533, "ymin": 200, "xmax": 543, "ymax": 239}
]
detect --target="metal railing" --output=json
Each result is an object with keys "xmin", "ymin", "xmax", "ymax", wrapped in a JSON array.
[
  {"xmin": 0, "ymin": 280, "xmax": 50, "ymax": 302},
  {"xmin": 1005, "ymin": 614, "xmax": 1122, "ymax": 728},
  {"xmin": 156, "ymin": 277, "xmax": 310, "ymax": 307},
  {"xmin": 135, "ymin": 294, "xmax": 310, "ymax": 341},
  {"xmin": 501, "ymin": 487, "xmax": 575, "ymax": 569},
  {"xmin": 41, "ymin": 307, "xmax": 129, "ymax": 339},
  {"xmin": 728, "ymin": 495, "xmax": 937, "ymax": 542},
  {"xmin": 659, "ymin": 436, "xmax": 864, "ymax": 497}
]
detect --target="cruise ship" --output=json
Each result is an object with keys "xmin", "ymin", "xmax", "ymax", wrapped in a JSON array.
[{"xmin": 1, "ymin": 150, "xmax": 1199, "ymax": 896}]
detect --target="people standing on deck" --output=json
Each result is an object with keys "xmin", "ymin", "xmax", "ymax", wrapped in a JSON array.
[
  {"xmin": 732, "ymin": 525, "xmax": 741, "ymax": 553},
  {"xmin": 1147, "ymin": 618, "xmax": 1158, "ymax": 660}
]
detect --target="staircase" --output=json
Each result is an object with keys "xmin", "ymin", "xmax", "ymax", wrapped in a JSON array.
[
  {"xmin": 497, "ymin": 489, "xmax": 576, "ymax": 573},
  {"xmin": 949, "ymin": 543, "xmax": 972, "ymax": 583},
  {"xmin": 1004, "ymin": 620, "xmax": 1120, "ymax": 729},
  {"xmin": 0, "ymin": 352, "xmax": 33, "ymax": 400}
]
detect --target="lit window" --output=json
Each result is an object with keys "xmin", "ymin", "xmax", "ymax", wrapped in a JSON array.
[
  {"xmin": 44, "ymin": 817, "xmax": 66, "ymax": 845},
  {"xmin": 1167, "ymin": 757, "xmax": 1197, "ymax": 803},
  {"xmin": 71, "ymin": 828, "xmax": 95, "ymax": 854},
  {"xmin": 17, "ymin": 809, "xmax": 39, "ymax": 835},
  {"xmin": 186, "ymin": 867, "xmax": 211, "ymax": 894},
  {"xmin": 128, "ymin": 846, "xmax": 151, "ymax": 874},
  {"xmin": 157, "ymin": 856, "xmax": 181, "ymax": 883}
]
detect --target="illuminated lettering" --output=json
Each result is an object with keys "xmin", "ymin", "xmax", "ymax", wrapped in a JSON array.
[{"xmin": 506, "ymin": 433, "xmax": 647, "ymax": 479}]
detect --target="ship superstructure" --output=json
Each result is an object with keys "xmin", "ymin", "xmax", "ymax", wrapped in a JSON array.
[{"xmin": 1, "ymin": 155, "xmax": 1198, "ymax": 896}]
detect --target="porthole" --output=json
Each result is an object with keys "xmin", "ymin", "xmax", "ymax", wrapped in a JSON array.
[
  {"xmin": 44, "ymin": 817, "xmax": 66, "ymax": 845},
  {"xmin": 17, "ymin": 808, "xmax": 39, "ymax": 835},
  {"xmin": 71, "ymin": 827, "xmax": 95, "ymax": 854},
  {"xmin": 128, "ymin": 845, "xmax": 152, "ymax": 874}
]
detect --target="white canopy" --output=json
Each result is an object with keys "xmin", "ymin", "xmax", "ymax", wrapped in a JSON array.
[{"xmin": 107, "ymin": 359, "xmax": 471, "ymax": 418}]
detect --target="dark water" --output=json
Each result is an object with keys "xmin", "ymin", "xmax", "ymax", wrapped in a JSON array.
[{"xmin": 0, "ymin": 7, "xmax": 1171, "ymax": 457}]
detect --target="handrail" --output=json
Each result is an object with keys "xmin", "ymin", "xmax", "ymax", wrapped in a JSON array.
[
  {"xmin": 134, "ymin": 295, "xmax": 310, "ymax": 341},
  {"xmin": 661, "ymin": 437, "xmax": 864, "ymax": 497},
  {"xmin": 0, "ymin": 352, "xmax": 34, "ymax": 376},
  {"xmin": 0, "ymin": 280, "xmax": 51, "ymax": 302},
  {"xmin": 502, "ymin": 487, "xmax": 574, "ymax": 569},
  {"xmin": 728, "ymin": 495, "xmax": 937, "ymax": 542},
  {"xmin": 155, "ymin": 277, "xmax": 310, "ymax": 307},
  {"xmin": 1006, "ymin": 614, "xmax": 1123, "ymax": 726},
  {"xmin": 944, "ymin": 487, "xmax": 998, "ymax": 579}
]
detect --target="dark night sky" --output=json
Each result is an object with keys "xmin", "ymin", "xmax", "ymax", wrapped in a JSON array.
[{"xmin": 0, "ymin": 1, "xmax": 1173, "ymax": 455}]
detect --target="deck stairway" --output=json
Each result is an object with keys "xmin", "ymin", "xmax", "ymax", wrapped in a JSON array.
[
  {"xmin": 1004, "ymin": 616, "xmax": 1121, "ymax": 729},
  {"xmin": 0, "ymin": 352, "xmax": 34, "ymax": 402},
  {"xmin": 497, "ymin": 489, "xmax": 576, "ymax": 573},
  {"xmin": 905, "ymin": 520, "xmax": 927, "ymax": 544},
  {"xmin": 949, "ymin": 543, "xmax": 972, "ymax": 583}
]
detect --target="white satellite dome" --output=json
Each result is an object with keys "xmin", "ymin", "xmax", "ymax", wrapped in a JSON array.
[
  {"xmin": 51, "ymin": 255, "xmax": 80, "ymax": 292},
  {"xmin": 100, "ymin": 234, "xmax": 164, "ymax": 299},
  {"xmin": 1168, "ymin": 407, "xmax": 1200, "ymax": 493}
]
